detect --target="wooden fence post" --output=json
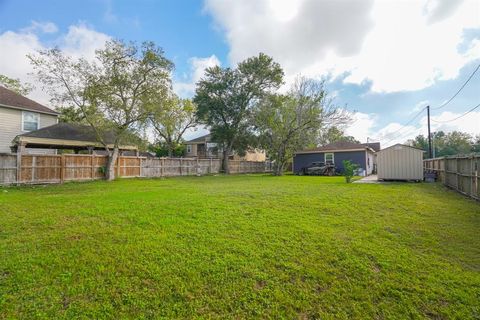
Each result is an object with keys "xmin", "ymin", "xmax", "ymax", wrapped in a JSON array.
[
  {"xmin": 117, "ymin": 155, "xmax": 121, "ymax": 178},
  {"xmin": 60, "ymin": 154, "xmax": 65, "ymax": 183},
  {"xmin": 91, "ymin": 154, "xmax": 95, "ymax": 179},
  {"xmin": 471, "ymin": 156, "xmax": 474, "ymax": 199},
  {"xmin": 16, "ymin": 143, "xmax": 25, "ymax": 185},
  {"xmin": 456, "ymin": 157, "xmax": 459, "ymax": 192},
  {"xmin": 180, "ymin": 159, "xmax": 183, "ymax": 176},
  {"xmin": 161, "ymin": 158, "xmax": 164, "ymax": 177},
  {"xmin": 31, "ymin": 156, "xmax": 36, "ymax": 183}
]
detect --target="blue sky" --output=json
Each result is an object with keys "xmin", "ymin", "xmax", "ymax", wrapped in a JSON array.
[{"xmin": 0, "ymin": 0, "xmax": 479, "ymax": 145}]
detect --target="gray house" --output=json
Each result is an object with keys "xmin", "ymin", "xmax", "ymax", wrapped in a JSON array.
[
  {"xmin": 293, "ymin": 141, "xmax": 379, "ymax": 176},
  {"xmin": 0, "ymin": 86, "xmax": 58, "ymax": 153}
]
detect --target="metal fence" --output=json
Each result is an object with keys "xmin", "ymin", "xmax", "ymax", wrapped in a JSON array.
[
  {"xmin": 0, "ymin": 153, "xmax": 273, "ymax": 185},
  {"xmin": 424, "ymin": 155, "xmax": 479, "ymax": 200}
]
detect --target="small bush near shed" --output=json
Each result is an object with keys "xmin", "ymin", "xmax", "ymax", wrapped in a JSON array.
[{"xmin": 342, "ymin": 159, "xmax": 358, "ymax": 183}]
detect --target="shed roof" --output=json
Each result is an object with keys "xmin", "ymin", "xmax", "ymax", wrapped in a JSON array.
[
  {"xmin": 377, "ymin": 143, "xmax": 425, "ymax": 153},
  {"xmin": 0, "ymin": 86, "xmax": 58, "ymax": 115}
]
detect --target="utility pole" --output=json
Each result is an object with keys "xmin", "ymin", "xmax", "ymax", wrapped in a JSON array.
[
  {"xmin": 432, "ymin": 132, "xmax": 436, "ymax": 158},
  {"xmin": 427, "ymin": 105, "xmax": 432, "ymax": 158}
]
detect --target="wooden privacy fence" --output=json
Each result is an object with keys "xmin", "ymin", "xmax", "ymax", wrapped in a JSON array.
[
  {"xmin": 0, "ymin": 154, "xmax": 16, "ymax": 185},
  {"xmin": 0, "ymin": 153, "xmax": 272, "ymax": 185},
  {"xmin": 424, "ymin": 155, "xmax": 480, "ymax": 200}
]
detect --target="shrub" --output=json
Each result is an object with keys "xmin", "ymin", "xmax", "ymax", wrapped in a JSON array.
[{"xmin": 342, "ymin": 160, "xmax": 359, "ymax": 183}]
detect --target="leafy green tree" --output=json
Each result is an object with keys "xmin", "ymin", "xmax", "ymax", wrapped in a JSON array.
[
  {"xmin": 440, "ymin": 131, "xmax": 473, "ymax": 156},
  {"xmin": 318, "ymin": 126, "xmax": 359, "ymax": 145},
  {"xmin": 194, "ymin": 53, "xmax": 284, "ymax": 173},
  {"xmin": 56, "ymin": 105, "xmax": 87, "ymax": 123},
  {"xmin": 29, "ymin": 40, "xmax": 173, "ymax": 180},
  {"xmin": 0, "ymin": 74, "xmax": 33, "ymax": 96},
  {"xmin": 407, "ymin": 131, "xmax": 475, "ymax": 157},
  {"xmin": 150, "ymin": 94, "xmax": 196, "ymax": 157},
  {"xmin": 406, "ymin": 134, "xmax": 429, "ymax": 156},
  {"xmin": 256, "ymin": 77, "xmax": 349, "ymax": 175},
  {"xmin": 149, "ymin": 142, "xmax": 186, "ymax": 157},
  {"xmin": 472, "ymin": 135, "xmax": 480, "ymax": 153}
]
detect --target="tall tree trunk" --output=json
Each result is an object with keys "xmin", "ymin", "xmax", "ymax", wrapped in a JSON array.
[
  {"xmin": 106, "ymin": 147, "xmax": 119, "ymax": 181},
  {"xmin": 273, "ymin": 161, "xmax": 284, "ymax": 176},
  {"xmin": 167, "ymin": 139, "xmax": 174, "ymax": 158},
  {"xmin": 222, "ymin": 147, "xmax": 230, "ymax": 174},
  {"xmin": 273, "ymin": 151, "xmax": 285, "ymax": 176}
]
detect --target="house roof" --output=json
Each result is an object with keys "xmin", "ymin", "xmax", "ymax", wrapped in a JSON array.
[
  {"xmin": 295, "ymin": 141, "xmax": 377, "ymax": 154},
  {"xmin": 14, "ymin": 123, "xmax": 137, "ymax": 150},
  {"xmin": 18, "ymin": 122, "xmax": 115, "ymax": 143},
  {"xmin": 185, "ymin": 133, "xmax": 212, "ymax": 144},
  {"xmin": 0, "ymin": 86, "xmax": 58, "ymax": 115},
  {"xmin": 363, "ymin": 142, "xmax": 381, "ymax": 152}
]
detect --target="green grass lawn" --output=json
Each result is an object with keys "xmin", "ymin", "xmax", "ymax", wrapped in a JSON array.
[{"xmin": 1, "ymin": 175, "xmax": 479, "ymax": 319}]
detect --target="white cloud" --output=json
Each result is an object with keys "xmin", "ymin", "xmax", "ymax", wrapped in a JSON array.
[
  {"xmin": 428, "ymin": 110, "xmax": 480, "ymax": 137},
  {"xmin": 173, "ymin": 55, "xmax": 221, "ymax": 97},
  {"xmin": 21, "ymin": 21, "xmax": 59, "ymax": 34},
  {"xmin": 344, "ymin": 112, "xmax": 378, "ymax": 143},
  {"xmin": 0, "ymin": 22, "xmax": 110, "ymax": 105},
  {"xmin": 344, "ymin": 109, "xmax": 480, "ymax": 148},
  {"xmin": 61, "ymin": 23, "xmax": 110, "ymax": 60},
  {"xmin": 204, "ymin": 0, "xmax": 480, "ymax": 93}
]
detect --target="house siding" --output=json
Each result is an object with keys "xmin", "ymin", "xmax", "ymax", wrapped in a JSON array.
[
  {"xmin": 0, "ymin": 106, "xmax": 57, "ymax": 153},
  {"xmin": 185, "ymin": 144, "xmax": 197, "ymax": 157},
  {"xmin": 366, "ymin": 151, "xmax": 376, "ymax": 175},
  {"xmin": 293, "ymin": 150, "xmax": 367, "ymax": 174}
]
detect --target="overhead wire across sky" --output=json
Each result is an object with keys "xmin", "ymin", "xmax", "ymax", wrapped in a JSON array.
[
  {"xmin": 381, "ymin": 106, "xmax": 427, "ymax": 145},
  {"xmin": 382, "ymin": 61, "xmax": 480, "ymax": 145},
  {"xmin": 431, "ymin": 102, "xmax": 480, "ymax": 123},
  {"xmin": 431, "ymin": 62, "xmax": 480, "ymax": 110}
]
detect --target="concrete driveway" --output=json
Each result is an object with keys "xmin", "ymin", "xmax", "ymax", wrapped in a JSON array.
[{"xmin": 353, "ymin": 175, "xmax": 380, "ymax": 184}]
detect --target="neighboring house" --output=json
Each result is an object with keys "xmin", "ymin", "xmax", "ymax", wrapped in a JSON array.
[
  {"xmin": 184, "ymin": 133, "xmax": 266, "ymax": 161},
  {"xmin": 293, "ymin": 141, "xmax": 378, "ymax": 176},
  {"xmin": 0, "ymin": 86, "xmax": 58, "ymax": 154}
]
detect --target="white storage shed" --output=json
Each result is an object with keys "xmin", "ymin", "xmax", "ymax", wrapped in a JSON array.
[{"xmin": 377, "ymin": 144, "xmax": 424, "ymax": 181}]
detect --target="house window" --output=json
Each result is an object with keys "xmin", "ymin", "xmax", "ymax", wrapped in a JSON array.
[
  {"xmin": 325, "ymin": 153, "xmax": 334, "ymax": 164},
  {"xmin": 22, "ymin": 112, "xmax": 39, "ymax": 131},
  {"xmin": 186, "ymin": 145, "xmax": 192, "ymax": 153}
]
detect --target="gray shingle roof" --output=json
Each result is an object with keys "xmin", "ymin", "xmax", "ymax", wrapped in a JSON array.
[
  {"xmin": 0, "ymin": 86, "xmax": 58, "ymax": 115},
  {"xmin": 19, "ymin": 123, "xmax": 116, "ymax": 144},
  {"xmin": 301, "ymin": 141, "xmax": 368, "ymax": 152},
  {"xmin": 362, "ymin": 142, "xmax": 381, "ymax": 152}
]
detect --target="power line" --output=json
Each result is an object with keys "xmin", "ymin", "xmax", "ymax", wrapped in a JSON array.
[
  {"xmin": 381, "ymin": 107, "xmax": 426, "ymax": 145},
  {"xmin": 431, "ymin": 102, "xmax": 480, "ymax": 123},
  {"xmin": 383, "ymin": 124, "xmax": 424, "ymax": 146},
  {"xmin": 432, "ymin": 62, "xmax": 480, "ymax": 110}
]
